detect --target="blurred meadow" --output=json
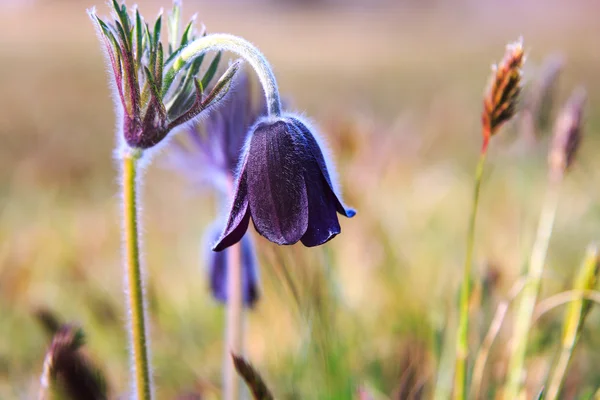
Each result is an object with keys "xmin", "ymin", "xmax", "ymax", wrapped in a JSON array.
[{"xmin": 1, "ymin": 0, "xmax": 600, "ymax": 398}]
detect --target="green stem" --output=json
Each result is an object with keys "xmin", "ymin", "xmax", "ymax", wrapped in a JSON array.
[
  {"xmin": 504, "ymin": 176, "xmax": 562, "ymax": 399},
  {"xmin": 174, "ymin": 33, "xmax": 281, "ymax": 117},
  {"xmin": 123, "ymin": 150, "xmax": 153, "ymax": 400},
  {"xmin": 454, "ymin": 145, "xmax": 488, "ymax": 400},
  {"xmin": 546, "ymin": 246, "xmax": 599, "ymax": 400}
]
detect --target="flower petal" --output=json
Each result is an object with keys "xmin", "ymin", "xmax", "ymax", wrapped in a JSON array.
[
  {"xmin": 247, "ymin": 120, "xmax": 309, "ymax": 245},
  {"xmin": 290, "ymin": 117, "xmax": 355, "ymax": 218},
  {"xmin": 206, "ymin": 226, "xmax": 260, "ymax": 307},
  {"xmin": 240, "ymin": 234, "xmax": 260, "ymax": 307},
  {"xmin": 213, "ymin": 169, "xmax": 251, "ymax": 251},
  {"xmin": 301, "ymin": 168, "xmax": 341, "ymax": 247},
  {"xmin": 207, "ymin": 245, "xmax": 227, "ymax": 303}
]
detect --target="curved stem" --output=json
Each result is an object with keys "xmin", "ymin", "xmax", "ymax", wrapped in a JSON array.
[
  {"xmin": 123, "ymin": 150, "xmax": 153, "ymax": 400},
  {"xmin": 533, "ymin": 290, "xmax": 600, "ymax": 325},
  {"xmin": 504, "ymin": 177, "xmax": 561, "ymax": 399},
  {"xmin": 454, "ymin": 147, "xmax": 488, "ymax": 400},
  {"xmin": 175, "ymin": 33, "xmax": 281, "ymax": 117}
]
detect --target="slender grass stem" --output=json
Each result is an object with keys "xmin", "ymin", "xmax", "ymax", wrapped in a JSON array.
[
  {"xmin": 504, "ymin": 176, "xmax": 562, "ymax": 399},
  {"xmin": 533, "ymin": 290, "xmax": 600, "ymax": 322},
  {"xmin": 454, "ymin": 141, "xmax": 488, "ymax": 400},
  {"xmin": 122, "ymin": 151, "xmax": 153, "ymax": 400},
  {"xmin": 545, "ymin": 246, "xmax": 599, "ymax": 400},
  {"xmin": 224, "ymin": 177, "xmax": 244, "ymax": 400},
  {"xmin": 470, "ymin": 278, "xmax": 526, "ymax": 399}
]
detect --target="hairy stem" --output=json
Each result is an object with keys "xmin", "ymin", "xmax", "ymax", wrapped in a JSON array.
[
  {"xmin": 454, "ymin": 143, "xmax": 488, "ymax": 400},
  {"xmin": 122, "ymin": 151, "xmax": 153, "ymax": 400},
  {"xmin": 224, "ymin": 242, "xmax": 243, "ymax": 400},
  {"xmin": 173, "ymin": 33, "xmax": 281, "ymax": 116},
  {"xmin": 504, "ymin": 176, "xmax": 562, "ymax": 399},
  {"xmin": 223, "ymin": 174, "xmax": 245, "ymax": 400}
]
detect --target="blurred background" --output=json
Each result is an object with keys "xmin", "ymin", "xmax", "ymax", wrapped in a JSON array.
[{"xmin": 1, "ymin": 0, "xmax": 600, "ymax": 398}]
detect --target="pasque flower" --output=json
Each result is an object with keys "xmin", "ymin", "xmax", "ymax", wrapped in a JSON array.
[
  {"xmin": 89, "ymin": 0, "xmax": 238, "ymax": 151},
  {"xmin": 213, "ymin": 115, "xmax": 355, "ymax": 251}
]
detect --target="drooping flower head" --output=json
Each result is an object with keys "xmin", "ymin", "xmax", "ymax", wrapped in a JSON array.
[
  {"xmin": 214, "ymin": 115, "xmax": 355, "ymax": 251},
  {"xmin": 89, "ymin": 0, "xmax": 238, "ymax": 152}
]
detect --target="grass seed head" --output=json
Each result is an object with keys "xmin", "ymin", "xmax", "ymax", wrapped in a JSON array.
[
  {"xmin": 549, "ymin": 87, "xmax": 586, "ymax": 179},
  {"xmin": 482, "ymin": 39, "xmax": 525, "ymax": 141}
]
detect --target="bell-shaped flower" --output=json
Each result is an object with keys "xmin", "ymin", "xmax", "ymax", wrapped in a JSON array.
[
  {"xmin": 214, "ymin": 115, "xmax": 355, "ymax": 251},
  {"xmin": 89, "ymin": 0, "xmax": 238, "ymax": 150},
  {"xmin": 203, "ymin": 221, "xmax": 260, "ymax": 308}
]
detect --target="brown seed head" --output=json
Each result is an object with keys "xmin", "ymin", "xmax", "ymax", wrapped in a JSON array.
[
  {"xmin": 39, "ymin": 325, "xmax": 107, "ymax": 400},
  {"xmin": 482, "ymin": 39, "xmax": 525, "ymax": 141},
  {"xmin": 549, "ymin": 87, "xmax": 586, "ymax": 179}
]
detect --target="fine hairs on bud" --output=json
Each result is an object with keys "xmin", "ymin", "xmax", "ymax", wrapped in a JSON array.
[
  {"xmin": 549, "ymin": 87, "xmax": 586, "ymax": 180},
  {"xmin": 482, "ymin": 38, "xmax": 525, "ymax": 140}
]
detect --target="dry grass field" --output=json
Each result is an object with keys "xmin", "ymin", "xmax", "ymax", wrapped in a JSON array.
[{"xmin": 1, "ymin": 0, "xmax": 600, "ymax": 398}]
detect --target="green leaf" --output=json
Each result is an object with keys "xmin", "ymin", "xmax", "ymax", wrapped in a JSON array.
[
  {"xmin": 200, "ymin": 52, "xmax": 222, "ymax": 91},
  {"xmin": 113, "ymin": 19, "xmax": 130, "ymax": 53},
  {"xmin": 134, "ymin": 8, "xmax": 144, "ymax": 66},
  {"xmin": 167, "ymin": 0, "xmax": 181, "ymax": 53},
  {"xmin": 96, "ymin": 19, "xmax": 124, "ymax": 78},
  {"xmin": 144, "ymin": 66, "xmax": 166, "ymax": 118},
  {"xmin": 155, "ymin": 43, "xmax": 164, "ymax": 93},
  {"xmin": 164, "ymin": 54, "xmax": 204, "ymax": 114},
  {"xmin": 162, "ymin": 50, "xmax": 203, "ymax": 97},
  {"xmin": 112, "ymin": 0, "xmax": 131, "ymax": 47},
  {"xmin": 200, "ymin": 60, "xmax": 240, "ymax": 112},
  {"xmin": 175, "ymin": 55, "xmax": 204, "ymax": 96},
  {"xmin": 180, "ymin": 18, "xmax": 194, "ymax": 47},
  {"xmin": 152, "ymin": 13, "xmax": 162, "ymax": 54}
]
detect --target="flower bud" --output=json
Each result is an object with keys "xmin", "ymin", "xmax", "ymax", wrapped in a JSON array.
[{"xmin": 89, "ymin": 1, "xmax": 238, "ymax": 151}]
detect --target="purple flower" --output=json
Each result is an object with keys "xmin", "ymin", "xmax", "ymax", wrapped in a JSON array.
[
  {"xmin": 213, "ymin": 115, "xmax": 355, "ymax": 251},
  {"xmin": 204, "ymin": 221, "xmax": 260, "ymax": 308}
]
